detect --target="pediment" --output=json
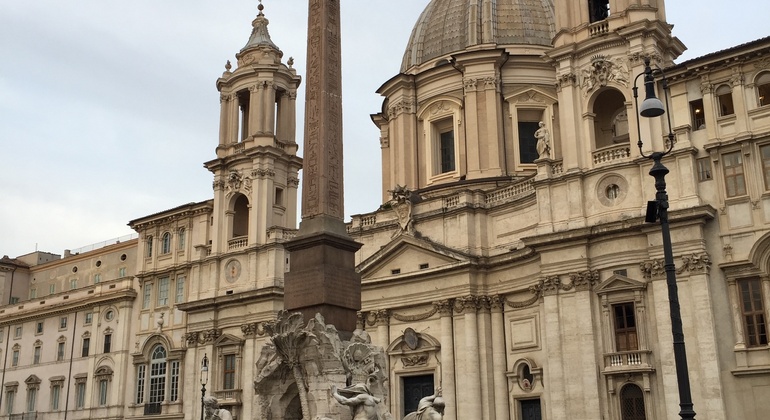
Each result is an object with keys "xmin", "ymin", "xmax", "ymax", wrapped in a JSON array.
[
  {"xmin": 358, "ymin": 234, "xmax": 471, "ymax": 280},
  {"xmin": 506, "ymin": 86, "xmax": 558, "ymax": 104},
  {"xmin": 214, "ymin": 333, "xmax": 244, "ymax": 347},
  {"xmin": 595, "ymin": 274, "xmax": 647, "ymax": 294}
]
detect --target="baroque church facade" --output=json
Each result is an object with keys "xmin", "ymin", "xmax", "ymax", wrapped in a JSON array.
[{"xmin": 3, "ymin": 0, "xmax": 770, "ymax": 419}]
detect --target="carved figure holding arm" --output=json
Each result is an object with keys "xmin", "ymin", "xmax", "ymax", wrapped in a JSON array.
[
  {"xmin": 534, "ymin": 121, "xmax": 551, "ymax": 159},
  {"xmin": 403, "ymin": 387, "xmax": 445, "ymax": 420},
  {"xmin": 203, "ymin": 396, "xmax": 233, "ymax": 420},
  {"xmin": 332, "ymin": 384, "xmax": 381, "ymax": 420}
]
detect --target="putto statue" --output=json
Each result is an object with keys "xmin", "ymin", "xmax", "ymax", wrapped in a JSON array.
[
  {"xmin": 403, "ymin": 388, "xmax": 444, "ymax": 420},
  {"xmin": 203, "ymin": 396, "xmax": 233, "ymax": 420},
  {"xmin": 332, "ymin": 383, "xmax": 382, "ymax": 420}
]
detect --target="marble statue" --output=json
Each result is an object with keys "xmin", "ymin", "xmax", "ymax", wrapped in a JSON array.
[
  {"xmin": 332, "ymin": 383, "xmax": 382, "ymax": 420},
  {"xmin": 535, "ymin": 122, "xmax": 551, "ymax": 159},
  {"xmin": 403, "ymin": 388, "xmax": 444, "ymax": 420},
  {"xmin": 203, "ymin": 396, "xmax": 233, "ymax": 420}
]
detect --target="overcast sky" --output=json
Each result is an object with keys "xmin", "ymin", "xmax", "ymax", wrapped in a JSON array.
[{"xmin": 1, "ymin": 0, "xmax": 768, "ymax": 259}]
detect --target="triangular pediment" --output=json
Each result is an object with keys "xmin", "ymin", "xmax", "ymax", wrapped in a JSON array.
[
  {"xmin": 358, "ymin": 234, "xmax": 471, "ymax": 280},
  {"xmin": 214, "ymin": 333, "xmax": 244, "ymax": 347},
  {"xmin": 595, "ymin": 274, "xmax": 647, "ymax": 294},
  {"xmin": 505, "ymin": 86, "xmax": 558, "ymax": 104}
]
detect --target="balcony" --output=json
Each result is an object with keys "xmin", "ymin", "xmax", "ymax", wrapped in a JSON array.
[
  {"xmin": 602, "ymin": 350, "xmax": 654, "ymax": 375},
  {"xmin": 144, "ymin": 402, "xmax": 162, "ymax": 415},
  {"xmin": 592, "ymin": 143, "xmax": 631, "ymax": 165},
  {"xmin": 228, "ymin": 236, "xmax": 248, "ymax": 250},
  {"xmin": 213, "ymin": 389, "xmax": 242, "ymax": 405}
]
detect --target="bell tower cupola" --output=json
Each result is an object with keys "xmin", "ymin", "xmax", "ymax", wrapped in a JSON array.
[{"xmin": 205, "ymin": 2, "xmax": 302, "ymax": 254}]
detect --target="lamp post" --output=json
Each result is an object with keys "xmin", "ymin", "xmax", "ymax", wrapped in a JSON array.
[
  {"xmin": 200, "ymin": 353, "xmax": 209, "ymax": 420},
  {"xmin": 632, "ymin": 58, "xmax": 696, "ymax": 420}
]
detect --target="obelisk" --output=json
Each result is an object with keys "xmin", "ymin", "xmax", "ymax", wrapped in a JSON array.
[{"xmin": 284, "ymin": 0, "xmax": 362, "ymax": 333}]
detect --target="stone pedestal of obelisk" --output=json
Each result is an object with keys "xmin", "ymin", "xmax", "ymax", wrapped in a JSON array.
[{"xmin": 284, "ymin": 0, "xmax": 361, "ymax": 334}]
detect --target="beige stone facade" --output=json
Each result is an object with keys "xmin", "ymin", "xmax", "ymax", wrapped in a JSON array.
[{"xmin": 3, "ymin": 1, "xmax": 770, "ymax": 420}]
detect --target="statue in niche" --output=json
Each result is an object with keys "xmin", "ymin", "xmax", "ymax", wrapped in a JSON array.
[
  {"xmin": 332, "ymin": 383, "xmax": 382, "ymax": 420},
  {"xmin": 203, "ymin": 396, "xmax": 233, "ymax": 420},
  {"xmin": 403, "ymin": 388, "xmax": 444, "ymax": 420},
  {"xmin": 534, "ymin": 122, "xmax": 551, "ymax": 159}
]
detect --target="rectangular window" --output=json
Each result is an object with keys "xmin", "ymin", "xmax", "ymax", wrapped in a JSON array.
[
  {"xmin": 52, "ymin": 385, "xmax": 61, "ymax": 410},
  {"xmin": 76, "ymin": 382, "xmax": 86, "ymax": 409},
  {"xmin": 143, "ymin": 283, "xmax": 152, "ymax": 309},
  {"xmin": 439, "ymin": 129, "xmax": 456, "ymax": 173},
  {"xmin": 176, "ymin": 276, "xmax": 185, "ymax": 304},
  {"xmin": 170, "ymin": 360, "xmax": 180, "ymax": 402},
  {"xmin": 15, "ymin": 326, "xmax": 22, "ymax": 338},
  {"xmin": 723, "ymin": 151, "xmax": 746, "ymax": 197},
  {"xmin": 94, "ymin": 273, "xmax": 101, "ymax": 284},
  {"xmin": 690, "ymin": 99, "xmax": 705, "ymax": 130},
  {"xmin": 57, "ymin": 342, "xmax": 65, "ymax": 361},
  {"xmin": 146, "ymin": 237, "xmax": 153, "ymax": 257},
  {"xmin": 82, "ymin": 338, "xmax": 90, "ymax": 357},
  {"xmin": 60, "ymin": 316, "xmax": 68, "ymax": 330},
  {"xmin": 5, "ymin": 390, "xmax": 14, "ymax": 414},
  {"xmin": 761, "ymin": 144, "xmax": 770, "ymax": 190},
  {"xmin": 118, "ymin": 267, "xmax": 127, "ymax": 278},
  {"xmin": 12, "ymin": 350, "xmax": 19, "ymax": 366},
  {"xmin": 30, "ymin": 288, "xmax": 37, "ymax": 299},
  {"xmin": 178, "ymin": 229, "xmax": 186, "ymax": 250},
  {"xmin": 99, "ymin": 380, "xmax": 108, "ymax": 406},
  {"xmin": 104, "ymin": 334, "xmax": 112, "ymax": 353},
  {"xmin": 697, "ymin": 157, "xmax": 712, "ymax": 182},
  {"xmin": 85, "ymin": 312, "xmax": 94, "ymax": 325},
  {"xmin": 518, "ymin": 121, "xmax": 541, "ymax": 164},
  {"xmin": 36, "ymin": 322, "xmax": 43, "ymax": 334},
  {"xmin": 136, "ymin": 365, "xmax": 146, "ymax": 404},
  {"xmin": 613, "ymin": 302, "xmax": 638, "ymax": 351},
  {"xmin": 49, "ymin": 284, "xmax": 56, "ymax": 295},
  {"xmin": 157, "ymin": 277, "xmax": 170, "ymax": 306},
  {"xmin": 223, "ymin": 354, "xmax": 236, "ymax": 390},
  {"xmin": 70, "ymin": 279, "xmax": 77, "ymax": 290},
  {"xmin": 275, "ymin": 187, "xmax": 284, "ymax": 207},
  {"xmin": 26, "ymin": 388, "xmax": 36, "ymax": 412},
  {"xmin": 739, "ymin": 278, "xmax": 768, "ymax": 347},
  {"xmin": 717, "ymin": 87, "xmax": 735, "ymax": 116},
  {"xmin": 34, "ymin": 346, "xmax": 41, "ymax": 364}
]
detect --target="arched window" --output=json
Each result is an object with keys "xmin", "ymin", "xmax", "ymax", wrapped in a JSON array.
[
  {"xmin": 756, "ymin": 72, "xmax": 770, "ymax": 107},
  {"xmin": 161, "ymin": 233, "xmax": 171, "ymax": 255},
  {"xmin": 620, "ymin": 384, "xmax": 647, "ymax": 420},
  {"xmin": 593, "ymin": 89, "xmax": 627, "ymax": 149},
  {"xmin": 177, "ymin": 228, "xmax": 186, "ymax": 250},
  {"xmin": 716, "ymin": 85, "xmax": 735, "ymax": 116},
  {"xmin": 232, "ymin": 194, "xmax": 250, "ymax": 239},
  {"xmin": 135, "ymin": 343, "xmax": 181, "ymax": 414}
]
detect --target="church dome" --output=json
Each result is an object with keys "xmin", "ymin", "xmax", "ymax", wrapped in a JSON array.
[{"xmin": 401, "ymin": 0, "xmax": 556, "ymax": 72}]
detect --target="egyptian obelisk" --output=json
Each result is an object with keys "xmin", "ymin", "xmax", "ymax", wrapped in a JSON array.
[{"xmin": 284, "ymin": 0, "xmax": 362, "ymax": 332}]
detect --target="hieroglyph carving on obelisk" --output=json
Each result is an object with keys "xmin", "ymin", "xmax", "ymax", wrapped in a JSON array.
[{"xmin": 302, "ymin": 0, "xmax": 344, "ymax": 222}]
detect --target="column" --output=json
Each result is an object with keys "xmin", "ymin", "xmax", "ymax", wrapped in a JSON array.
[
  {"xmin": 228, "ymin": 96, "xmax": 239, "ymax": 144},
  {"xmin": 436, "ymin": 300, "xmax": 456, "ymax": 420},
  {"xmin": 460, "ymin": 296, "xmax": 482, "ymax": 419},
  {"xmin": 543, "ymin": 292, "xmax": 566, "ymax": 420},
  {"xmin": 727, "ymin": 280, "xmax": 746, "ymax": 350},
  {"xmin": 249, "ymin": 84, "xmax": 262, "ymax": 136},
  {"xmin": 218, "ymin": 94, "xmax": 229, "ymax": 146},
  {"xmin": 490, "ymin": 296, "xmax": 509, "ymax": 420},
  {"xmin": 263, "ymin": 81, "xmax": 276, "ymax": 135},
  {"xmin": 287, "ymin": 90, "xmax": 298, "ymax": 143}
]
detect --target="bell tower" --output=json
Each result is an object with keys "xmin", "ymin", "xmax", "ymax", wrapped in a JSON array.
[
  {"xmin": 204, "ymin": 3, "xmax": 302, "ymax": 255},
  {"xmin": 547, "ymin": 0, "xmax": 685, "ymax": 174}
]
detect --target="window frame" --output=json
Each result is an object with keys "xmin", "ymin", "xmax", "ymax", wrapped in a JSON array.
[
  {"xmin": 82, "ymin": 337, "xmax": 91, "ymax": 357},
  {"xmin": 161, "ymin": 232, "xmax": 172, "ymax": 255},
  {"xmin": 613, "ymin": 302, "xmax": 639, "ymax": 352},
  {"xmin": 738, "ymin": 278, "xmax": 768, "ymax": 347},
  {"xmin": 51, "ymin": 383, "xmax": 61, "ymax": 411},
  {"xmin": 757, "ymin": 72, "xmax": 770, "ymax": 107},
  {"xmin": 760, "ymin": 144, "xmax": 770, "ymax": 190},
  {"xmin": 722, "ymin": 151, "xmax": 747, "ymax": 198},
  {"xmin": 175, "ymin": 276, "xmax": 185, "ymax": 304},
  {"xmin": 716, "ymin": 84, "xmax": 735, "ymax": 117},
  {"xmin": 33, "ymin": 346, "xmax": 41, "ymax": 365},
  {"xmin": 157, "ymin": 277, "xmax": 170, "ymax": 307},
  {"xmin": 103, "ymin": 333, "xmax": 112, "ymax": 353},
  {"xmin": 57, "ymin": 342, "xmax": 66, "ymax": 362},
  {"xmin": 690, "ymin": 99, "xmax": 705, "ymax": 130},
  {"xmin": 696, "ymin": 157, "xmax": 712, "ymax": 182}
]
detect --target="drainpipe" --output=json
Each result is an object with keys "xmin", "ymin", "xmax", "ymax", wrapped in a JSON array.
[
  {"xmin": 498, "ymin": 52, "xmax": 511, "ymax": 175},
  {"xmin": 0, "ymin": 265, "xmax": 17, "ymax": 410},
  {"xmin": 63, "ymin": 313, "xmax": 78, "ymax": 420}
]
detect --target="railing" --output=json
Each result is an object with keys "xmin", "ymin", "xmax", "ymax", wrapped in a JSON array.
[
  {"xmin": 551, "ymin": 160, "xmax": 564, "ymax": 175},
  {"xmin": 228, "ymin": 236, "xmax": 248, "ymax": 250},
  {"xmin": 360, "ymin": 214, "xmax": 377, "ymax": 227},
  {"xmin": 485, "ymin": 179, "xmax": 535, "ymax": 205},
  {"xmin": 7, "ymin": 413, "xmax": 38, "ymax": 420},
  {"xmin": 593, "ymin": 144, "xmax": 631, "ymax": 165},
  {"xmin": 144, "ymin": 403, "xmax": 162, "ymax": 415},
  {"xmin": 266, "ymin": 227, "xmax": 298, "ymax": 241},
  {"xmin": 213, "ymin": 389, "xmax": 242, "ymax": 403},
  {"xmin": 603, "ymin": 350, "xmax": 652, "ymax": 372},
  {"xmin": 589, "ymin": 20, "xmax": 609, "ymax": 37},
  {"xmin": 444, "ymin": 196, "xmax": 460, "ymax": 208}
]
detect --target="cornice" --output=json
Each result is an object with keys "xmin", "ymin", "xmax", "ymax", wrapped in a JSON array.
[
  {"xmin": 0, "ymin": 289, "xmax": 137, "ymax": 326},
  {"xmin": 177, "ymin": 287, "xmax": 283, "ymax": 313}
]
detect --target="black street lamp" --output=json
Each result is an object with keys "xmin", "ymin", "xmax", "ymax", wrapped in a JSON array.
[
  {"xmin": 200, "ymin": 353, "xmax": 209, "ymax": 420},
  {"xmin": 632, "ymin": 57, "xmax": 696, "ymax": 420}
]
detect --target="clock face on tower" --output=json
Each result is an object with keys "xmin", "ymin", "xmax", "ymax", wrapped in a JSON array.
[{"xmin": 224, "ymin": 259, "xmax": 242, "ymax": 283}]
